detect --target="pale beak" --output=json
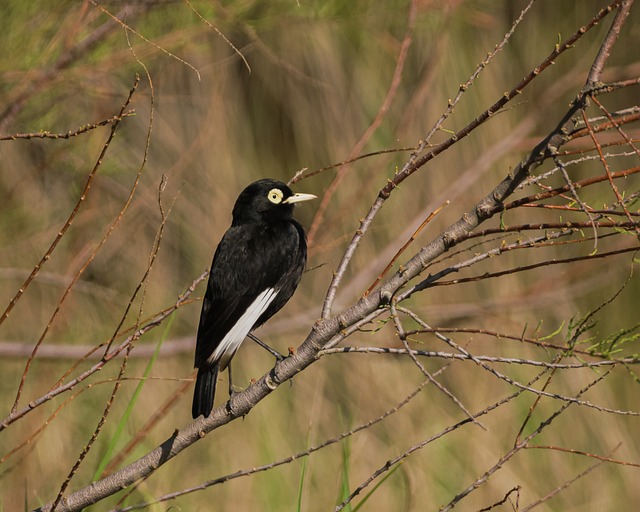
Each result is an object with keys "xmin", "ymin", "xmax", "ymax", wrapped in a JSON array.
[{"xmin": 283, "ymin": 192, "xmax": 317, "ymax": 204}]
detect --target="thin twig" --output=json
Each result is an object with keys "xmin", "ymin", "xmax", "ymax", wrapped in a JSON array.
[
  {"xmin": 51, "ymin": 174, "xmax": 172, "ymax": 509},
  {"xmin": 0, "ymin": 272, "xmax": 207, "ymax": 431},
  {"xmin": 334, "ymin": 370, "xmax": 549, "ymax": 511},
  {"xmin": 438, "ymin": 369, "xmax": 613, "ymax": 512},
  {"xmin": 586, "ymin": 0, "xmax": 631, "ymax": 85},
  {"xmin": 306, "ymin": 0, "xmax": 418, "ymax": 247},
  {"xmin": 365, "ymin": 200, "xmax": 448, "ymax": 296},
  {"xmin": 319, "ymin": 346, "xmax": 638, "ymax": 369},
  {"xmin": 321, "ymin": 0, "xmax": 610, "ymax": 318},
  {"xmin": 0, "ymin": 112, "xmax": 135, "ymax": 140},
  {"xmin": 520, "ymin": 457, "xmax": 609, "ymax": 512},
  {"xmin": 110, "ymin": 377, "xmax": 435, "ymax": 510},
  {"xmin": 90, "ymin": 0, "xmax": 201, "ymax": 80},
  {"xmin": 0, "ymin": 4, "xmax": 149, "ymax": 130},
  {"xmin": 390, "ymin": 301, "xmax": 485, "ymax": 429},
  {"xmin": 398, "ymin": 309, "xmax": 637, "ymax": 417},
  {"xmin": 8, "ymin": 76, "xmax": 140, "ymax": 414},
  {"xmin": 184, "ymin": 0, "xmax": 250, "ymax": 74}
]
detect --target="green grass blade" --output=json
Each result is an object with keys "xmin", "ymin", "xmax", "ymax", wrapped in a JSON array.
[
  {"xmin": 352, "ymin": 461, "xmax": 403, "ymax": 512},
  {"xmin": 296, "ymin": 431, "xmax": 311, "ymax": 512},
  {"xmin": 91, "ymin": 314, "xmax": 174, "ymax": 481},
  {"xmin": 336, "ymin": 439, "xmax": 352, "ymax": 512}
]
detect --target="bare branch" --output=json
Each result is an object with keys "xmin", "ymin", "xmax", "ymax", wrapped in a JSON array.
[
  {"xmin": 587, "ymin": 0, "xmax": 632, "ymax": 85},
  {"xmin": 0, "ymin": 272, "xmax": 207, "ymax": 432},
  {"xmin": 7, "ymin": 76, "xmax": 140, "ymax": 414}
]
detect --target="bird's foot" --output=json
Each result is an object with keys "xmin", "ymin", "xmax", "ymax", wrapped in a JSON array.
[
  {"xmin": 226, "ymin": 386, "xmax": 251, "ymax": 418},
  {"xmin": 226, "ymin": 398, "xmax": 239, "ymax": 417},
  {"xmin": 248, "ymin": 332, "xmax": 286, "ymax": 362},
  {"xmin": 228, "ymin": 384, "xmax": 244, "ymax": 397}
]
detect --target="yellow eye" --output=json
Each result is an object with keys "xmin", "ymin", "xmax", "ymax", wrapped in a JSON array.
[{"xmin": 267, "ymin": 188, "xmax": 283, "ymax": 204}]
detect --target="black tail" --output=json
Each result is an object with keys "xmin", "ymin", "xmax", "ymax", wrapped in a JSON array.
[{"xmin": 192, "ymin": 366, "xmax": 219, "ymax": 418}]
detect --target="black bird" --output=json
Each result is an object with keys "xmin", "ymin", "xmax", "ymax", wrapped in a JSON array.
[{"xmin": 192, "ymin": 178, "xmax": 316, "ymax": 418}]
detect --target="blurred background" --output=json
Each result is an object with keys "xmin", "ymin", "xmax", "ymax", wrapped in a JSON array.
[{"xmin": 1, "ymin": 1, "xmax": 639, "ymax": 510}]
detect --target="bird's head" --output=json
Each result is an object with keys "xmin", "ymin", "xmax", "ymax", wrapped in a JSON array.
[{"xmin": 232, "ymin": 178, "xmax": 316, "ymax": 224}]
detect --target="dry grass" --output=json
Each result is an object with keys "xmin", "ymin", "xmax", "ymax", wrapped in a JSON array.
[{"xmin": 1, "ymin": 1, "xmax": 639, "ymax": 510}]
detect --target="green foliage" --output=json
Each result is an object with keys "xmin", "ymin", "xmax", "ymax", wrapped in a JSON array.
[{"xmin": 587, "ymin": 324, "xmax": 640, "ymax": 359}]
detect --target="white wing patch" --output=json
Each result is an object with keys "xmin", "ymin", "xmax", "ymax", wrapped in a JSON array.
[{"xmin": 208, "ymin": 287, "xmax": 279, "ymax": 369}]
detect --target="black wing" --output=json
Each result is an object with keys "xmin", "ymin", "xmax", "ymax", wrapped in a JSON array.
[{"xmin": 194, "ymin": 220, "xmax": 306, "ymax": 370}]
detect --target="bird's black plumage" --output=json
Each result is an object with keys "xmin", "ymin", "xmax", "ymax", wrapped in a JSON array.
[{"xmin": 192, "ymin": 178, "xmax": 316, "ymax": 418}]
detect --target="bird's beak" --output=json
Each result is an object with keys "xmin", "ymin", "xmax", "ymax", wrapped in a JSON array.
[{"xmin": 283, "ymin": 192, "xmax": 317, "ymax": 204}]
